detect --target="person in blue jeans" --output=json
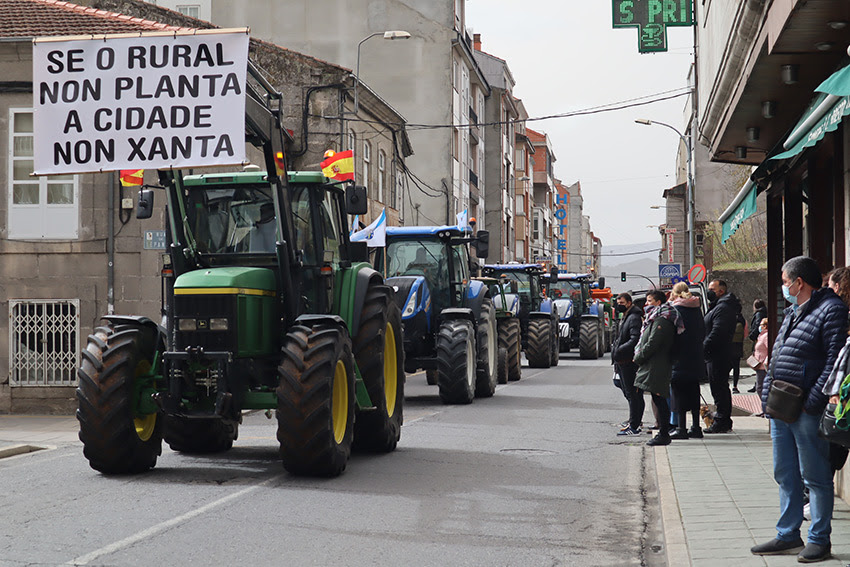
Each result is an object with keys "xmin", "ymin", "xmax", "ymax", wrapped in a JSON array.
[{"xmin": 751, "ymin": 256, "xmax": 848, "ymax": 563}]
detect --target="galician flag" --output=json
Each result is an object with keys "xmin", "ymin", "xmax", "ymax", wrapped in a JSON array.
[
  {"xmin": 349, "ymin": 214, "xmax": 360, "ymax": 236},
  {"xmin": 119, "ymin": 169, "xmax": 144, "ymax": 187},
  {"xmin": 351, "ymin": 208, "xmax": 386, "ymax": 248},
  {"xmin": 320, "ymin": 150, "xmax": 355, "ymax": 181},
  {"xmin": 456, "ymin": 208, "xmax": 470, "ymax": 230}
]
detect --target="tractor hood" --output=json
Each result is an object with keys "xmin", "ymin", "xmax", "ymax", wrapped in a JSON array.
[
  {"xmin": 174, "ymin": 267, "xmax": 277, "ymax": 294},
  {"xmin": 494, "ymin": 293, "xmax": 520, "ymax": 316},
  {"xmin": 554, "ymin": 298, "xmax": 573, "ymax": 320}
]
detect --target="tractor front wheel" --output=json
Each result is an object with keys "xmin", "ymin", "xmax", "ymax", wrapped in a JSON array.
[
  {"xmin": 526, "ymin": 319, "xmax": 552, "ymax": 368},
  {"xmin": 579, "ymin": 319, "xmax": 600, "ymax": 360},
  {"xmin": 549, "ymin": 319, "xmax": 560, "ymax": 366},
  {"xmin": 76, "ymin": 322, "xmax": 162, "ymax": 474},
  {"xmin": 277, "ymin": 322, "xmax": 355, "ymax": 476},
  {"xmin": 475, "ymin": 298, "xmax": 498, "ymax": 398},
  {"xmin": 436, "ymin": 319, "xmax": 476, "ymax": 404},
  {"xmin": 496, "ymin": 347, "xmax": 508, "ymax": 385},
  {"xmin": 353, "ymin": 283, "xmax": 405, "ymax": 453},
  {"xmin": 499, "ymin": 318, "xmax": 522, "ymax": 382}
]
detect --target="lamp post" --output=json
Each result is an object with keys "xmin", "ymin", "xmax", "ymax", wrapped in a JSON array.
[
  {"xmin": 353, "ymin": 30, "xmax": 411, "ymax": 113},
  {"xmin": 635, "ymin": 118, "xmax": 695, "ymax": 267}
]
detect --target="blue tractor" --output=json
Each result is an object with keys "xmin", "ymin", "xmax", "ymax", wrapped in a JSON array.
[
  {"xmin": 547, "ymin": 273, "xmax": 607, "ymax": 359},
  {"xmin": 377, "ymin": 226, "xmax": 497, "ymax": 404},
  {"xmin": 481, "ymin": 264, "xmax": 559, "ymax": 368}
]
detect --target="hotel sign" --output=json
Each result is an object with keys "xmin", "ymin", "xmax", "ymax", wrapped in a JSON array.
[{"xmin": 612, "ymin": 0, "xmax": 694, "ymax": 53}]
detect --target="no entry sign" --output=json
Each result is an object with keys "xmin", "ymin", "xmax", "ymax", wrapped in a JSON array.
[{"xmin": 688, "ymin": 263, "xmax": 706, "ymax": 284}]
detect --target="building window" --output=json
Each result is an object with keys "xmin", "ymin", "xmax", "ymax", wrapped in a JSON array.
[
  {"xmin": 533, "ymin": 211, "xmax": 540, "ymax": 241},
  {"xmin": 363, "ymin": 140, "xmax": 372, "ymax": 198},
  {"xmin": 8, "ymin": 109, "xmax": 78, "ymax": 239},
  {"xmin": 452, "ymin": 128, "xmax": 459, "ymax": 161},
  {"xmin": 9, "ymin": 299, "xmax": 80, "ymax": 386},
  {"xmin": 347, "ymin": 130, "xmax": 356, "ymax": 151},
  {"xmin": 378, "ymin": 150, "xmax": 387, "ymax": 206},
  {"xmin": 176, "ymin": 4, "xmax": 200, "ymax": 18}
]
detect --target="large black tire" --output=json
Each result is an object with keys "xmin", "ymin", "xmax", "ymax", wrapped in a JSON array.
[
  {"xmin": 163, "ymin": 417, "xmax": 238, "ymax": 454},
  {"xmin": 499, "ymin": 318, "xmax": 522, "ymax": 382},
  {"xmin": 475, "ymin": 298, "xmax": 498, "ymax": 398},
  {"xmin": 426, "ymin": 369, "xmax": 438, "ymax": 385},
  {"xmin": 277, "ymin": 323, "xmax": 355, "ymax": 477},
  {"xmin": 549, "ymin": 319, "xmax": 560, "ymax": 366},
  {"xmin": 526, "ymin": 318, "xmax": 552, "ymax": 368},
  {"xmin": 436, "ymin": 319, "xmax": 476, "ymax": 404},
  {"xmin": 496, "ymin": 347, "xmax": 508, "ymax": 385},
  {"xmin": 579, "ymin": 319, "xmax": 600, "ymax": 360},
  {"xmin": 76, "ymin": 322, "xmax": 162, "ymax": 474},
  {"xmin": 353, "ymin": 283, "xmax": 405, "ymax": 453}
]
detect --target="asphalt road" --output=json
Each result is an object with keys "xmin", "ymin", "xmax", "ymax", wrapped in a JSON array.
[{"xmin": 0, "ymin": 352, "xmax": 664, "ymax": 567}]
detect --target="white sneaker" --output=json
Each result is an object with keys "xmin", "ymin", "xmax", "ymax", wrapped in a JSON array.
[{"xmin": 803, "ymin": 503, "xmax": 811, "ymax": 521}]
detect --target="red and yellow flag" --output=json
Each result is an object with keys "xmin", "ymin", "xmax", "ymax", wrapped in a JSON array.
[
  {"xmin": 119, "ymin": 169, "xmax": 144, "ymax": 187},
  {"xmin": 320, "ymin": 150, "xmax": 355, "ymax": 182}
]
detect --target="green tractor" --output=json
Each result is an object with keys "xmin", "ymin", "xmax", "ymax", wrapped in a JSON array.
[{"xmin": 76, "ymin": 65, "xmax": 403, "ymax": 477}]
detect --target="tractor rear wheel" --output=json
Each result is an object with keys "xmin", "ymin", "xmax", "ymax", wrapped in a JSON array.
[
  {"xmin": 436, "ymin": 319, "xmax": 476, "ymax": 404},
  {"xmin": 579, "ymin": 319, "xmax": 600, "ymax": 360},
  {"xmin": 499, "ymin": 318, "xmax": 522, "ymax": 382},
  {"xmin": 549, "ymin": 319, "xmax": 560, "ymax": 366},
  {"xmin": 353, "ymin": 283, "xmax": 405, "ymax": 453},
  {"xmin": 496, "ymin": 347, "xmax": 508, "ymax": 385},
  {"xmin": 163, "ymin": 417, "xmax": 238, "ymax": 454},
  {"xmin": 77, "ymin": 322, "xmax": 162, "ymax": 474},
  {"xmin": 526, "ymin": 319, "xmax": 552, "ymax": 368},
  {"xmin": 475, "ymin": 298, "xmax": 498, "ymax": 398},
  {"xmin": 277, "ymin": 322, "xmax": 355, "ymax": 476}
]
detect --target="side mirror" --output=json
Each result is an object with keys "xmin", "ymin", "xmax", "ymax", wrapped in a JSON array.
[
  {"xmin": 349, "ymin": 241, "xmax": 369, "ymax": 263},
  {"xmin": 474, "ymin": 229, "xmax": 489, "ymax": 260},
  {"xmin": 345, "ymin": 185, "xmax": 368, "ymax": 215},
  {"xmin": 137, "ymin": 189, "xmax": 154, "ymax": 219},
  {"xmin": 550, "ymin": 265, "xmax": 559, "ymax": 279},
  {"xmin": 598, "ymin": 277, "xmax": 606, "ymax": 289}
]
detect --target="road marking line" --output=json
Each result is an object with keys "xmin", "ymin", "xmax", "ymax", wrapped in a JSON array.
[{"xmin": 67, "ymin": 478, "xmax": 274, "ymax": 565}]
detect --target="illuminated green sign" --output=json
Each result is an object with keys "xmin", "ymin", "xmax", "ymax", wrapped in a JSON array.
[{"xmin": 613, "ymin": 0, "xmax": 694, "ymax": 53}]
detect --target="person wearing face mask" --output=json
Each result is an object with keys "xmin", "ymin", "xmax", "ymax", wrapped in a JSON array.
[
  {"xmin": 633, "ymin": 290, "xmax": 684, "ymax": 446},
  {"xmin": 702, "ymin": 279, "xmax": 741, "ymax": 433},
  {"xmin": 751, "ymin": 256, "xmax": 848, "ymax": 563},
  {"xmin": 613, "ymin": 292, "xmax": 644, "ymax": 436},
  {"xmin": 668, "ymin": 282, "xmax": 706, "ymax": 439}
]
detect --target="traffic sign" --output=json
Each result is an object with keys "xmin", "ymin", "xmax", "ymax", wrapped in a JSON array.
[{"xmin": 688, "ymin": 263, "xmax": 707, "ymax": 284}]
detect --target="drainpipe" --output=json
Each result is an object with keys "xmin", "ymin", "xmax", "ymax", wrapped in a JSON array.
[{"xmin": 107, "ymin": 171, "xmax": 115, "ymax": 315}]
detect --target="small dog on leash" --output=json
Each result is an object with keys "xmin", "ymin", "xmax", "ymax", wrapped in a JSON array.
[{"xmin": 700, "ymin": 405, "xmax": 715, "ymax": 429}]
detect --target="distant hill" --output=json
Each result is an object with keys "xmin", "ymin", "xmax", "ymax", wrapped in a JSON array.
[{"xmin": 599, "ymin": 242, "xmax": 660, "ymax": 294}]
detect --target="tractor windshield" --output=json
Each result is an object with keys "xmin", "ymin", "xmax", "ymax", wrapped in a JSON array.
[
  {"xmin": 187, "ymin": 185, "xmax": 277, "ymax": 255},
  {"xmin": 551, "ymin": 280, "xmax": 584, "ymax": 303},
  {"xmin": 383, "ymin": 238, "xmax": 451, "ymax": 310},
  {"xmin": 499, "ymin": 272, "xmax": 539, "ymax": 302}
]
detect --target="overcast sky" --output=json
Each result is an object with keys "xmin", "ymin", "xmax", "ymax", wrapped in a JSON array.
[{"xmin": 466, "ymin": 0, "xmax": 695, "ymax": 248}]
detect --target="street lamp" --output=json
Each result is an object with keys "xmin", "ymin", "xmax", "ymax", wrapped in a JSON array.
[
  {"xmin": 649, "ymin": 204, "xmax": 667, "ymax": 210},
  {"xmin": 636, "ymin": 118, "xmax": 695, "ymax": 266},
  {"xmin": 354, "ymin": 30, "xmax": 411, "ymax": 113}
]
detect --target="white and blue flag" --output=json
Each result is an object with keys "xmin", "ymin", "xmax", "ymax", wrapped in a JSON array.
[
  {"xmin": 349, "ymin": 214, "xmax": 359, "ymax": 236},
  {"xmin": 456, "ymin": 208, "xmax": 470, "ymax": 231},
  {"xmin": 351, "ymin": 208, "xmax": 386, "ymax": 248}
]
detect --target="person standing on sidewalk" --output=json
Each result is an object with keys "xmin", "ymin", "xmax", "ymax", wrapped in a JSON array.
[
  {"xmin": 613, "ymin": 292, "xmax": 644, "ymax": 436},
  {"xmin": 703, "ymin": 279, "xmax": 740, "ymax": 433},
  {"xmin": 751, "ymin": 318, "xmax": 769, "ymax": 404},
  {"xmin": 731, "ymin": 309, "xmax": 746, "ymax": 393},
  {"xmin": 634, "ymin": 290, "xmax": 683, "ymax": 446},
  {"xmin": 751, "ymin": 256, "xmax": 848, "ymax": 563},
  {"xmin": 668, "ymin": 282, "xmax": 706, "ymax": 439},
  {"xmin": 748, "ymin": 299, "xmax": 768, "ymax": 392}
]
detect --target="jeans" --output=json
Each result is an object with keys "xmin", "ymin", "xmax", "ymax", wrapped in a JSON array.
[
  {"xmin": 707, "ymin": 358, "xmax": 733, "ymax": 425},
  {"xmin": 771, "ymin": 412, "xmax": 833, "ymax": 546}
]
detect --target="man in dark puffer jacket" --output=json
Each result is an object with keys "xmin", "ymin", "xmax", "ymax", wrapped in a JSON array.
[
  {"xmin": 751, "ymin": 256, "xmax": 848, "ymax": 563},
  {"xmin": 612, "ymin": 292, "xmax": 643, "ymax": 435},
  {"xmin": 703, "ymin": 279, "xmax": 740, "ymax": 432}
]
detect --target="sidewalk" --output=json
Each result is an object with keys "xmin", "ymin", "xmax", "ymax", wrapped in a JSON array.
[
  {"xmin": 657, "ymin": 377, "xmax": 850, "ymax": 566},
  {"xmin": 0, "ymin": 414, "xmax": 78, "ymax": 458}
]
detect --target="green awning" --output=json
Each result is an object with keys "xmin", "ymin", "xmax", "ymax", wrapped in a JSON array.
[{"xmin": 719, "ymin": 179, "xmax": 756, "ymax": 243}]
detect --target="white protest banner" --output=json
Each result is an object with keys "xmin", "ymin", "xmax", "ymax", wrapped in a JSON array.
[{"xmin": 33, "ymin": 29, "xmax": 249, "ymax": 175}]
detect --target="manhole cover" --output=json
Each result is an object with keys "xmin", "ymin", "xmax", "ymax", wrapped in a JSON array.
[{"xmin": 499, "ymin": 448, "xmax": 557, "ymax": 456}]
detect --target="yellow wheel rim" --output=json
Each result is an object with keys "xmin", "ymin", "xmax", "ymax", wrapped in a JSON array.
[
  {"xmin": 133, "ymin": 360, "xmax": 156, "ymax": 442},
  {"xmin": 332, "ymin": 359, "xmax": 348, "ymax": 444},
  {"xmin": 384, "ymin": 322, "xmax": 398, "ymax": 418}
]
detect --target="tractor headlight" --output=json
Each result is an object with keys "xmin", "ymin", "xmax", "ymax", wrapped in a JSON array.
[
  {"xmin": 402, "ymin": 291, "xmax": 418, "ymax": 318},
  {"xmin": 209, "ymin": 318, "xmax": 229, "ymax": 331},
  {"xmin": 178, "ymin": 318, "xmax": 197, "ymax": 332}
]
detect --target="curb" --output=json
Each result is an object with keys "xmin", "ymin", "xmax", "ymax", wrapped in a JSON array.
[
  {"xmin": 654, "ymin": 446, "xmax": 691, "ymax": 566},
  {"xmin": 0, "ymin": 444, "xmax": 46, "ymax": 459}
]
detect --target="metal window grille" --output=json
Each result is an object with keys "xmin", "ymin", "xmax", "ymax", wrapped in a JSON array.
[{"xmin": 9, "ymin": 299, "xmax": 80, "ymax": 386}]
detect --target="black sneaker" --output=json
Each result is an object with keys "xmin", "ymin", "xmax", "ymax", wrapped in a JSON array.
[
  {"xmin": 797, "ymin": 542, "xmax": 831, "ymax": 563},
  {"xmin": 704, "ymin": 422, "xmax": 732, "ymax": 434},
  {"xmin": 617, "ymin": 427, "xmax": 641, "ymax": 436},
  {"xmin": 647, "ymin": 432, "xmax": 671, "ymax": 446},
  {"xmin": 669, "ymin": 428, "xmax": 689, "ymax": 440},
  {"xmin": 688, "ymin": 426, "xmax": 704, "ymax": 439},
  {"xmin": 750, "ymin": 537, "xmax": 804, "ymax": 555}
]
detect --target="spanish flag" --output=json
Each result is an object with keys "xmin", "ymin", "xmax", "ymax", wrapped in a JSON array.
[
  {"xmin": 119, "ymin": 169, "xmax": 144, "ymax": 187},
  {"xmin": 320, "ymin": 150, "xmax": 355, "ymax": 182}
]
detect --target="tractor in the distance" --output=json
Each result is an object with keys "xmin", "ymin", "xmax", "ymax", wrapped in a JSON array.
[
  {"xmin": 473, "ymin": 275, "xmax": 522, "ymax": 383},
  {"xmin": 547, "ymin": 272, "xmax": 609, "ymax": 359},
  {"xmin": 76, "ymin": 64, "xmax": 404, "ymax": 478},
  {"xmin": 378, "ymin": 225, "xmax": 497, "ymax": 404},
  {"xmin": 481, "ymin": 264, "xmax": 559, "ymax": 368}
]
